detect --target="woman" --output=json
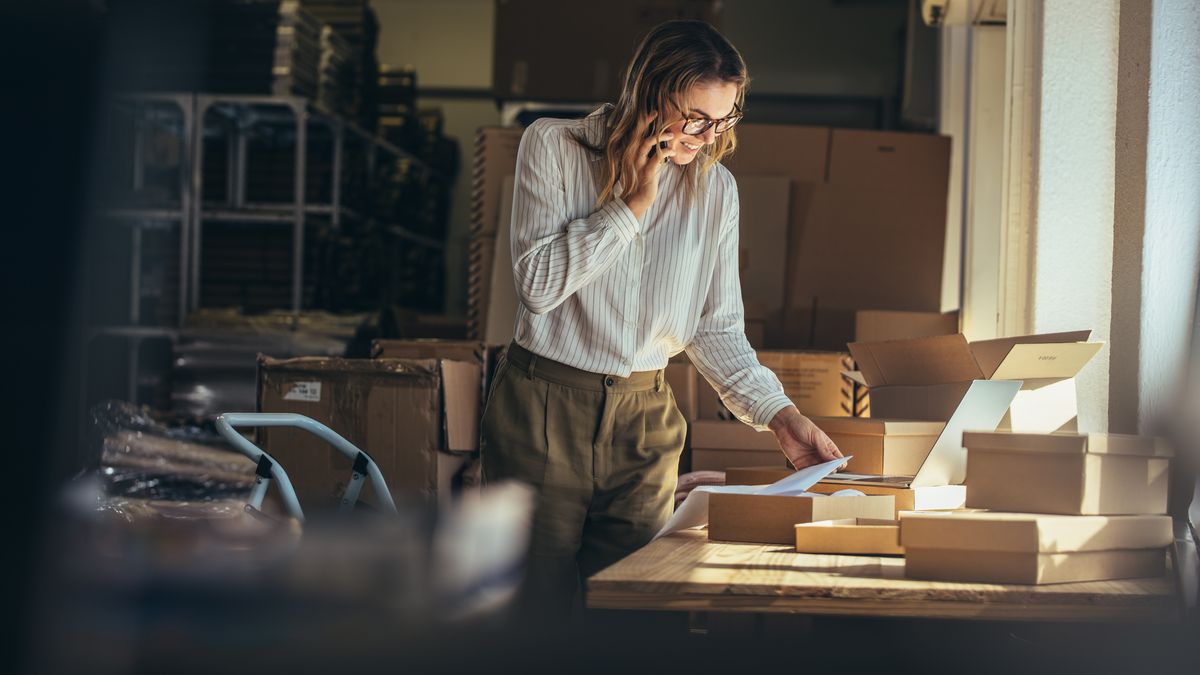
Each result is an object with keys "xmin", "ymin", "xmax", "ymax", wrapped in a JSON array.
[{"xmin": 481, "ymin": 20, "xmax": 843, "ymax": 613}]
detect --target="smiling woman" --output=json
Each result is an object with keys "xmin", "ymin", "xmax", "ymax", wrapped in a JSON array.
[{"xmin": 479, "ymin": 19, "xmax": 844, "ymax": 620}]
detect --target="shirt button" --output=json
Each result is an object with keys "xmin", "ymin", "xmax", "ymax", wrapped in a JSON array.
[{"xmin": 605, "ymin": 376, "xmax": 615, "ymax": 387}]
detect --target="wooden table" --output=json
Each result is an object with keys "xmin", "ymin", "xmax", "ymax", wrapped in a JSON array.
[{"xmin": 587, "ymin": 530, "xmax": 1180, "ymax": 622}]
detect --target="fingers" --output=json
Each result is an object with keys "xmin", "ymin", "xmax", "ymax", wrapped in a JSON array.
[{"xmin": 638, "ymin": 130, "xmax": 675, "ymax": 166}]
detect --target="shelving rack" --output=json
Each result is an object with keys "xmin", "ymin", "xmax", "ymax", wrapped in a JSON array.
[{"xmin": 87, "ymin": 91, "xmax": 446, "ymax": 419}]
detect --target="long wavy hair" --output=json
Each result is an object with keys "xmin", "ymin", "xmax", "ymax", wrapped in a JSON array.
[{"xmin": 575, "ymin": 20, "xmax": 748, "ymax": 208}]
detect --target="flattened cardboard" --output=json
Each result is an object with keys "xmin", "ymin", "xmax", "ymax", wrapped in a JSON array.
[
  {"xmin": 854, "ymin": 310, "xmax": 959, "ymax": 343},
  {"xmin": 737, "ymin": 176, "xmax": 791, "ymax": 316},
  {"xmin": 904, "ymin": 548, "xmax": 1167, "ymax": 585},
  {"xmin": 257, "ymin": 356, "xmax": 481, "ymax": 510},
  {"xmin": 689, "ymin": 420, "xmax": 784, "ymax": 471},
  {"xmin": 757, "ymin": 351, "xmax": 854, "ymax": 418},
  {"xmin": 485, "ymin": 175, "xmax": 519, "ymax": 345},
  {"xmin": 708, "ymin": 492, "xmax": 895, "ymax": 545},
  {"xmin": 964, "ymin": 432, "xmax": 1173, "ymax": 515},
  {"xmin": 726, "ymin": 126, "xmax": 953, "ymax": 315},
  {"xmin": 665, "ymin": 361, "xmax": 698, "ymax": 422},
  {"xmin": 724, "ymin": 466, "xmax": 967, "ymax": 516},
  {"xmin": 810, "ymin": 417, "xmax": 944, "ymax": 475},
  {"xmin": 794, "ymin": 518, "xmax": 903, "ymax": 556}
]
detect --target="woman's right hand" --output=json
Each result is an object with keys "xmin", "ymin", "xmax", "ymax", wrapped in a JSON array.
[{"xmin": 624, "ymin": 113, "xmax": 675, "ymax": 220}]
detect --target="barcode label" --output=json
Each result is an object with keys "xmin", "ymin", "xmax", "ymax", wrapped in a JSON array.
[{"xmin": 283, "ymin": 381, "xmax": 321, "ymax": 402}]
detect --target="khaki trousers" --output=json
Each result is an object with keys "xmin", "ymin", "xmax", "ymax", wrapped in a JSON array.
[{"xmin": 480, "ymin": 342, "xmax": 687, "ymax": 616}]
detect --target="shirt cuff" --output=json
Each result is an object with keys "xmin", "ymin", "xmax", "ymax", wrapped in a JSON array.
[
  {"xmin": 602, "ymin": 196, "xmax": 641, "ymax": 244},
  {"xmin": 748, "ymin": 393, "xmax": 795, "ymax": 432}
]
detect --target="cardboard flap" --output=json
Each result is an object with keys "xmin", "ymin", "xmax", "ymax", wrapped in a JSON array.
[
  {"xmin": 848, "ymin": 334, "xmax": 982, "ymax": 387},
  {"xmin": 439, "ymin": 360, "xmax": 482, "ymax": 453},
  {"xmin": 988, "ymin": 342, "xmax": 1103, "ymax": 381},
  {"xmin": 969, "ymin": 330, "xmax": 1094, "ymax": 378}
]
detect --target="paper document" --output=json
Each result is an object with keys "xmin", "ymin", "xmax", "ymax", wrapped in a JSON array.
[{"xmin": 654, "ymin": 456, "xmax": 852, "ymax": 539}]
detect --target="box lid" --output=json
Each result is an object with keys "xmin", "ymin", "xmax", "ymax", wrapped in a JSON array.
[
  {"xmin": 847, "ymin": 331, "xmax": 1101, "ymax": 387},
  {"xmin": 962, "ymin": 431, "xmax": 1173, "ymax": 458},
  {"xmin": 900, "ymin": 511, "xmax": 1173, "ymax": 553},
  {"xmin": 811, "ymin": 417, "xmax": 945, "ymax": 438}
]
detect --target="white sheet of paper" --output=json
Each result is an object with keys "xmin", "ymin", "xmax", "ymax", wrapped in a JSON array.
[{"xmin": 654, "ymin": 455, "xmax": 852, "ymax": 539}]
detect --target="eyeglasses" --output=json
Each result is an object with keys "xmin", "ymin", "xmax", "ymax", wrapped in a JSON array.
[{"xmin": 680, "ymin": 104, "xmax": 743, "ymax": 136}]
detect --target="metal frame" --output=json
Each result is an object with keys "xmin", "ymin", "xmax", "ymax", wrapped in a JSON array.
[
  {"xmin": 87, "ymin": 92, "xmax": 448, "ymax": 427},
  {"xmin": 215, "ymin": 412, "xmax": 400, "ymax": 522}
]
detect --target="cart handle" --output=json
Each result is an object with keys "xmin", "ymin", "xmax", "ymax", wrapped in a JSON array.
[{"xmin": 215, "ymin": 413, "xmax": 399, "ymax": 521}]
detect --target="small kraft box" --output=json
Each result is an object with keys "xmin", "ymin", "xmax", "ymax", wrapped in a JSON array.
[
  {"xmin": 794, "ymin": 518, "xmax": 903, "ymax": 556},
  {"xmin": 689, "ymin": 420, "xmax": 787, "ymax": 471},
  {"xmin": 258, "ymin": 355, "xmax": 481, "ymax": 510},
  {"xmin": 963, "ymin": 431, "xmax": 1173, "ymax": 515},
  {"xmin": 809, "ymin": 417, "xmax": 944, "ymax": 476},
  {"xmin": 901, "ymin": 511, "xmax": 1172, "ymax": 584},
  {"xmin": 708, "ymin": 492, "xmax": 894, "ymax": 545}
]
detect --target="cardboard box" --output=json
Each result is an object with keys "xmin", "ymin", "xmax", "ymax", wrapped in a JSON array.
[
  {"xmin": 727, "ymin": 126, "xmax": 953, "ymax": 315},
  {"xmin": 768, "ymin": 305, "xmax": 858, "ymax": 352},
  {"xmin": 963, "ymin": 431, "xmax": 1173, "ymax": 515},
  {"xmin": 493, "ymin": 1, "xmax": 720, "ymax": 102},
  {"xmin": 689, "ymin": 420, "xmax": 785, "ymax": 471},
  {"xmin": 708, "ymin": 492, "xmax": 895, "ymax": 544},
  {"xmin": 257, "ymin": 356, "xmax": 481, "ymax": 510},
  {"xmin": 469, "ymin": 128, "xmax": 523, "ymax": 237},
  {"xmin": 484, "ymin": 175, "xmax": 519, "ymax": 344},
  {"xmin": 854, "ymin": 310, "xmax": 959, "ymax": 343},
  {"xmin": 901, "ymin": 511, "xmax": 1172, "ymax": 584},
  {"xmin": 757, "ymin": 350, "xmax": 856, "ymax": 418},
  {"xmin": 809, "ymin": 417, "xmax": 945, "ymax": 475},
  {"xmin": 725, "ymin": 466, "xmax": 967, "ymax": 515},
  {"xmin": 794, "ymin": 518, "xmax": 903, "ymax": 556},
  {"xmin": 847, "ymin": 331, "xmax": 1103, "ymax": 432}
]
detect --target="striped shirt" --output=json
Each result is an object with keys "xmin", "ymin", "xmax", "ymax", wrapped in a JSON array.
[{"xmin": 509, "ymin": 105, "xmax": 793, "ymax": 431}]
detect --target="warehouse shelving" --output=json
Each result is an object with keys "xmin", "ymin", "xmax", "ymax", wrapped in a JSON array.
[{"xmin": 88, "ymin": 91, "xmax": 448, "ymax": 424}]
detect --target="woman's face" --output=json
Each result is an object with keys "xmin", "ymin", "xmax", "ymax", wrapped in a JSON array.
[{"xmin": 660, "ymin": 81, "xmax": 740, "ymax": 166}]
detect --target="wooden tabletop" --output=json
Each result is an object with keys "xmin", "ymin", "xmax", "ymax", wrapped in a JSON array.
[{"xmin": 586, "ymin": 530, "xmax": 1180, "ymax": 622}]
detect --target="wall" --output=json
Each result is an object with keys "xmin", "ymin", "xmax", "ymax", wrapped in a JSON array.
[
  {"xmin": 1136, "ymin": 0, "xmax": 1200, "ymax": 432},
  {"xmin": 1030, "ymin": 0, "xmax": 1121, "ymax": 431}
]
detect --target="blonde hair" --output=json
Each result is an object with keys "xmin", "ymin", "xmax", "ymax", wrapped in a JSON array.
[{"xmin": 575, "ymin": 20, "xmax": 748, "ymax": 208}]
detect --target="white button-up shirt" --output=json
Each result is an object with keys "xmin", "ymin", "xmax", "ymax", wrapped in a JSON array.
[{"xmin": 509, "ymin": 105, "xmax": 792, "ymax": 430}]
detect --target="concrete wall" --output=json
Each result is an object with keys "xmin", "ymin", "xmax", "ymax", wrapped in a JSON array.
[{"xmin": 1031, "ymin": 0, "xmax": 1121, "ymax": 431}]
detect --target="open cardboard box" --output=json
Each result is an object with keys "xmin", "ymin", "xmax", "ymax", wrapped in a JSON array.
[
  {"xmin": 733, "ymin": 379, "xmax": 1019, "ymax": 516},
  {"xmin": 901, "ymin": 511, "xmax": 1172, "ymax": 584},
  {"xmin": 708, "ymin": 492, "xmax": 894, "ymax": 545},
  {"xmin": 727, "ymin": 466, "xmax": 967, "ymax": 516},
  {"xmin": 846, "ymin": 331, "xmax": 1103, "ymax": 432},
  {"xmin": 794, "ymin": 518, "xmax": 903, "ymax": 556},
  {"xmin": 963, "ymin": 431, "xmax": 1173, "ymax": 515}
]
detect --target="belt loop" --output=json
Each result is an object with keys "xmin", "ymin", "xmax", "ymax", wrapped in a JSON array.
[
  {"xmin": 527, "ymin": 353, "xmax": 538, "ymax": 381},
  {"xmin": 656, "ymin": 370, "xmax": 664, "ymax": 392}
]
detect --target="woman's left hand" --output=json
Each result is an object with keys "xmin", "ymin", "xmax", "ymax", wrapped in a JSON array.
[{"xmin": 768, "ymin": 406, "xmax": 844, "ymax": 470}]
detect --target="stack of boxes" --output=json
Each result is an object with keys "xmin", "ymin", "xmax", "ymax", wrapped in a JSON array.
[{"xmin": 902, "ymin": 431, "xmax": 1174, "ymax": 585}]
